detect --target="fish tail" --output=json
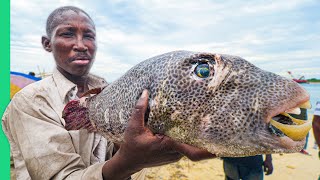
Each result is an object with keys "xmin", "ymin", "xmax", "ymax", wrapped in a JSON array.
[{"xmin": 62, "ymin": 99, "xmax": 96, "ymax": 132}]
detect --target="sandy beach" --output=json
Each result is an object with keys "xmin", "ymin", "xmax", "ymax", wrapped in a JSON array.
[{"xmin": 145, "ymin": 130, "xmax": 320, "ymax": 180}]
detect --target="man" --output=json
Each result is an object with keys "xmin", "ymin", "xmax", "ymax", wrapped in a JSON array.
[
  {"xmin": 222, "ymin": 154, "xmax": 273, "ymax": 180},
  {"xmin": 313, "ymin": 101, "xmax": 320, "ymax": 159},
  {"xmin": 290, "ymin": 108, "xmax": 311, "ymax": 155},
  {"xmin": 2, "ymin": 6, "xmax": 214, "ymax": 179}
]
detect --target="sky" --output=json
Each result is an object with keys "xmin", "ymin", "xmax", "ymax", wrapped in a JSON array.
[{"xmin": 10, "ymin": 0, "xmax": 320, "ymax": 82}]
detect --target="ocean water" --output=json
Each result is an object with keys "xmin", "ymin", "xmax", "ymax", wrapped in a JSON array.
[{"xmin": 300, "ymin": 83, "xmax": 320, "ymax": 114}]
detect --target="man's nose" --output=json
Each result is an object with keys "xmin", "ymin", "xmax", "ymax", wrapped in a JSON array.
[{"xmin": 73, "ymin": 38, "xmax": 88, "ymax": 52}]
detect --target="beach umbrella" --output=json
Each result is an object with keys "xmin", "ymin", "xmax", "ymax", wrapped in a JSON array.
[{"xmin": 10, "ymin": 71, "xmax": 41, "ymax": 99}]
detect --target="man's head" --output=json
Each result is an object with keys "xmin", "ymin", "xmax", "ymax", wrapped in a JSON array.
[
  {"xmin": 45, "ymin": 6, "xmax": 95, "ymax": 39},
  {"xmin": 42, "ymin": 6, "xmax": 97, "ymax": 77}
]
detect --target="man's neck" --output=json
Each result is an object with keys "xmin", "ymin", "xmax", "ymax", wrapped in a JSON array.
[
  {"xmin": 68, "ymin": 75, "xmax": 90, "ymax": 97},
  {"xmin": 57, "ymin": 68, "xmax": 90, "ymax": 96}
]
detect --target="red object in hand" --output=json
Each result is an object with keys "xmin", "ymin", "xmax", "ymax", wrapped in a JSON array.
[{"xmin": 62, "ymin": 100, "xmax": 96, "ymax": 132}]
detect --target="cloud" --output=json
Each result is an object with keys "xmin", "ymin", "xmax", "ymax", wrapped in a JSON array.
[
  {"xmin": 10, "ymin": 0, "xmax": 320, "ymax": 81},
  {"xmin": 241, "ymin": 0, "xmax": 315, "ymax": 14}
]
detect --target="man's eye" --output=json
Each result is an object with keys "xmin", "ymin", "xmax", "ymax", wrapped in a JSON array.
[
  {"xmin": 61, "ymin": 32, "xmax": 73, "ymax": 37},
  {"xmin": 84, "ymin": 34, "xmax": 95, "ymax": 40}
]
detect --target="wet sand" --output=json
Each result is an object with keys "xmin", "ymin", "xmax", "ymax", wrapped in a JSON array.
[{"xmin": 145, "ymin": 130, "xmax": 320, "ymax": 180}]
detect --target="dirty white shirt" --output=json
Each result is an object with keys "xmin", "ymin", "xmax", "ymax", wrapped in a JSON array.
[
  {"xmin": 2, "ymin": 69, "xmax": 146, "ymax": 180},
  {"xmin": 314, "ymin": 101, "xmax": 320, "ymax": 116}
]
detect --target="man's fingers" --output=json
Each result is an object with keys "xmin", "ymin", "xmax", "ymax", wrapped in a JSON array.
[
  {"xmin": 265, "ymin": 169, "xmax": 272, "ymax": 175},
  {"xmin": 267, "ymin": 167, "xmax": 273, "ymax": 175},
  {"xmin": 263, "ymin": 163, "xmax": 273, "ymax": 175},
  {"xmin": 127, "ymin": 89, "xmax": 149, "ymax": 129},
  {"xmin": 172, "ymin": 141, "xmax": 216, "ymax": 161}
]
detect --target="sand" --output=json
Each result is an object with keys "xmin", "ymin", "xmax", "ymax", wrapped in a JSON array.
[{"xmin": 145, "ymin": 130, "xmax": 320, "ymax": 180}]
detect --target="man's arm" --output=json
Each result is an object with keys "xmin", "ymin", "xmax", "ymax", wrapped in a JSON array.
[
  {"xmin": 313, "ymin": 115, "xmax": 320, "ymax": 158},
  {"xmin": 313, "ymin": 114, "xmax": 320, "ymax": 146},
  {"xmin": 3, "ymin": 91, "xmax": 106, "ymax": 179},
  {"xmin": 313, "ymin": 101, "xmax": 320, "ymax": 159},
  {"xmin": 263, "ymin": 154, "xmax": 273, "ymax": 175}
]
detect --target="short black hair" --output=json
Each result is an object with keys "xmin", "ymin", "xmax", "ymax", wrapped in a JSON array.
[{"xmin": 46, "ymin": 6, "xmax": 95, "ymax": 38}]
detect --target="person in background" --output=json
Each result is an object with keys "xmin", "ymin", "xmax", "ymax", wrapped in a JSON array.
[
  {"xmin": 313, "ymin": 101, "xmax": 320, "ymax": 159},
  {"xmin": 290, "ymin": 108, "xmax": 311, "ymax": 155},
  {"xmin": 28, "ymin": 72, "xmax": 36, "ymax": 76},
  {"xmin": 2, "ymin": 6, "xmax": 214, "ymax": 180},
  {"xmin": 222, "ymin": 154, "xmax": 273, "ymax": 180}
]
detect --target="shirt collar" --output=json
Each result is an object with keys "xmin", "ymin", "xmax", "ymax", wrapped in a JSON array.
[{"xmin": 52, "ymin": 68, "xmax": 108, "ymax": 103}]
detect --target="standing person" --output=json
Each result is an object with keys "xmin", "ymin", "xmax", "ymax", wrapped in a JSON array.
[
  {"xmin": 222, "ymin": 154, "xmax": 273, "ymax": 180},
  {"xmin": 313, "ymin": 101, "xmax": 320, "ymax": 159},
  {"xmin": 2, "ymin": 6, "xmax": 214, "ymax": 180},
  {"xmin": 290, "ymin": 108, "xmax": 311, "ymax": 155}
]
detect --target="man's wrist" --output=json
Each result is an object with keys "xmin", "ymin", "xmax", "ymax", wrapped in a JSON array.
[
  {"xmin": 102, "ymin": 154, "xmax": 132, "ymax": 180},
  {"xmin": 102, "ymin": 151, "xmax": 140, "ymax": 180},
  {"xmin": 265, "ymin": 154, "xmax": 272, "ymax": 161}
]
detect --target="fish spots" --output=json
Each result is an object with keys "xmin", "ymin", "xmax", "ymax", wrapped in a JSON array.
[
  {"xmin": 118, "ymin": 109, "xmax": 126, "ymax": 124},
  {"xmin": 103, "ymin": 108, "xmax": 110, "ymax": 126},
  {"xmin": 170, "ymin": 110, "xmax": 182, "ymax": 120},
  {"xmin": 83, "ymin": 50, "xmax": 309, "ymax": 156}
]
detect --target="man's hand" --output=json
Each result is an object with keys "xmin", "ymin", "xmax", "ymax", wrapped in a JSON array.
[
  {"xmin": 119, "ymin": 89, "xmax": 215, "ymax": 167},
  {"xmin": 102, "ymin": 89, "xmax": 215, "ymax": 179},
  {"xmin": 171, "ymin": 140, "xmax": 216, "ymax": 161},
  {"xmin": 263, "ymin": 154, "xmax": 273, "ymax": 175},
  {"xmin": 116, "ymin": 89, "xmax": 183, "ymax": 170}
]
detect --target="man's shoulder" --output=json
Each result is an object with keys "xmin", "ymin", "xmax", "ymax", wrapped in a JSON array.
[
  {"xmin": 4, "ymin": 76, "xmax": 57, "ymax": 120},
  {"xmin": 13, "ymin": 75, "xmax": 55, "ymax": 99}
]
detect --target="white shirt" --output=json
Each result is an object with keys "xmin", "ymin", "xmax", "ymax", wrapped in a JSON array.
[
  {"xmin": 314, "ymin": 101, "xmax": 320, "ymax": 116},
  {"xmin": 2, "ymin": 69, "xmax": 128, "ymax": 179}
]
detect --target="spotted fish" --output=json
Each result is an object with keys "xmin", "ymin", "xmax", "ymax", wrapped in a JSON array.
[{"xmin": 63, "ymin": 50, "xmax": 311, "ymax": 157}]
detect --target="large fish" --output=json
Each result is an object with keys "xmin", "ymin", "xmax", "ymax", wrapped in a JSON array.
[{"xmin": 63, "ymin": 50, "xmax": 311, "ymax": 157}]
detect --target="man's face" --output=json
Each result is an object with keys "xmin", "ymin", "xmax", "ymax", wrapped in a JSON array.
[{"xmin": 48, "ymin": 11, "xmax": 97, "ymax": 77}]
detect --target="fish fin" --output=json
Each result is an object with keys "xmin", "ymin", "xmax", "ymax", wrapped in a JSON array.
[
  {"xmin": 80, "ymin": 86, "xmax": 107, "ymax": 98},
  {"xmin": 62, "ymin": 99, "xmax": 96, "ymax": 132}
]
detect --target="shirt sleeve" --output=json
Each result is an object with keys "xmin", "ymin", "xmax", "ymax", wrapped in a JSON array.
[
  {"xmin": 314, "ymin": 101, "xmax": 320, "ymax": 116},
  {"xmin": 2, "ymin": 91, "xmax": 105, "ymax": 180}
]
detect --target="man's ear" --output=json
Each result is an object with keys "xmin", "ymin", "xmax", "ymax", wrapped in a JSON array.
[{"xmin": 41, "ymin": 36, "xmax": 52, "ymax": 52}]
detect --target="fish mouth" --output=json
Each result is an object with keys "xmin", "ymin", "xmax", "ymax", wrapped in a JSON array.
[{"xmin": 268, "ymin": 100, "xmax": 312, "ymax": 142}]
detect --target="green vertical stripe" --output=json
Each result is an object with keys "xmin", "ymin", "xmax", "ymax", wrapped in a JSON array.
[{"xmin": 0, "ymin": 0, "xmax": 10, "ymax": 179}]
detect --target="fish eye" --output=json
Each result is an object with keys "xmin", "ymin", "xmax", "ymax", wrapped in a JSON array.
[{"xmin": 194, "ymin": 63, "xmax": 210, "ymax": 78}]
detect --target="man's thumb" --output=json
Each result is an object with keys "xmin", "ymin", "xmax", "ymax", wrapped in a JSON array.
[{"xmin": 127, "ymin": 89, "xmax": 149, "ymax": 129}]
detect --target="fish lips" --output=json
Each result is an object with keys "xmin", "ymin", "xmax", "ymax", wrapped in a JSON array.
[{"xmin": 266, "ymin": 100, "xmax": 312, "ymax": 148}]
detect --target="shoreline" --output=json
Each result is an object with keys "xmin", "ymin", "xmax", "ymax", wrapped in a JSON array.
[{"xmin": 308, "ymin": 82, "xmax": 320, "ymax": 84}]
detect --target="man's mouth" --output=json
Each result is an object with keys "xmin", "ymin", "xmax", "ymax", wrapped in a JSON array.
[
  {"xmin": 71, "ymin": 56, "xmax": 92, "ymax": 65},
  {"xmin": 73, "ymin": 59, "xmax": 90, "ymax": 65},
  {"xmin": 268, "ymin": 100, "xmax": 312, "ymax": 141}
]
